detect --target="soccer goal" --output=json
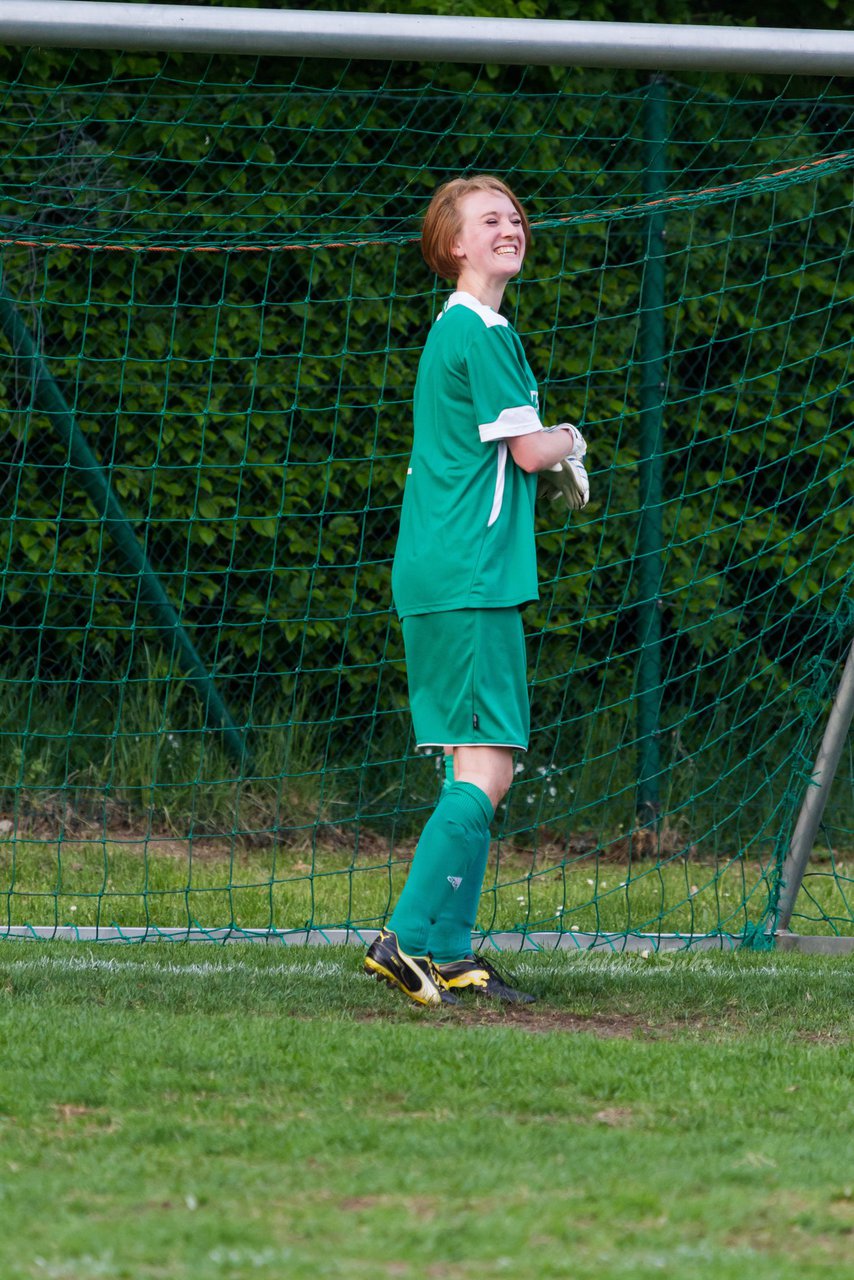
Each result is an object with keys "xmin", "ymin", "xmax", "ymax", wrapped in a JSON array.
[{"xmin": 1, "ymin": 3, "xmax": 852, "ymax": 951}]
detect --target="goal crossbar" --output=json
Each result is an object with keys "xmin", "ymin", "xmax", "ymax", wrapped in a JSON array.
[{"xmin": 2, "ymin": 2, "xmax": 854, "ymax": 74}]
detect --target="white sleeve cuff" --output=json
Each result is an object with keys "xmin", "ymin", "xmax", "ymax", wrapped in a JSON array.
[{"xmin": 478, "ymin": 404, "xmax": 543, "ymax": 443}]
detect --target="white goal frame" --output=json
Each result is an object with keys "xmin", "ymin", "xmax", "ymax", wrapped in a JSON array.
[{"xmin": 1, "ymin": 1, "xmax": 851, "ymax": 952}]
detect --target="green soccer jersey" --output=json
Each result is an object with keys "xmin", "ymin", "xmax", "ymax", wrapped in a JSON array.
[{"xmin": 392, "ymin": 291, "xmax": 543, "ymax": 619}]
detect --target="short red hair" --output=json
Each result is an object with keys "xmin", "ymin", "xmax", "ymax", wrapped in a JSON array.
[{"xmin": 421, "ymin": 175, "xmax": 532, "ymax": 280}]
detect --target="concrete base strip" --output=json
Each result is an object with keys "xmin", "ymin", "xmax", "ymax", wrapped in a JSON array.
[{"xmin": 0, "ymin": 924, "xmax": 813, "ymax": 951}]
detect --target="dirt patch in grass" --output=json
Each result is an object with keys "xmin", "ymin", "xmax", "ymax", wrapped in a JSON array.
[
  {"xmin": 796, "ymin": 1026, "xmax": 853, "ymax": 1044},
  {"xmin": 47, "ymin": 1103, "xmax": 121, "ymax": 1137},
  {"xmin": 0, "ymin": 813, "xmax": 400, "ymax": 860},
  {"xmin": 357, "ymin": 1003, "xmax": 682, "ymax": 1039},
  {"xmin": 449, "ymin": 1004, "xmax": 682, "ymax": 1038}
]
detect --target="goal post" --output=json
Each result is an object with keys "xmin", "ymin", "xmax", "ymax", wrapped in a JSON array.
[
  {"xmin": 0, "ymin": 4, "xmax": 852, "ymax": 951},
  {"xmin": 775, "ymin": 636, "xmax": 854, "ymax": 934}
]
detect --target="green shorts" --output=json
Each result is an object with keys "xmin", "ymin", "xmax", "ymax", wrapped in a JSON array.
[{"xmin": 400, "ymin": 607, "xmax": 530, "ymax": 750}]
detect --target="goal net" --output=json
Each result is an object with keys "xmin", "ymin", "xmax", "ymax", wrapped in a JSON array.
[{"xmin": 1, "ymin": 45, "xmax": 852, "ymax": 946}]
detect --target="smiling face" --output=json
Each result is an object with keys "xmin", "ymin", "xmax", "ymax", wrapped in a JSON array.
[{"xmin": 451, "ymin": 188, "xmax": 526, "ymax": 306}]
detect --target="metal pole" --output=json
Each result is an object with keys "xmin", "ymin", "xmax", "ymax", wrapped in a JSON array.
[
  {"xmin": 0, "ymin": 275, "xmax": 250, "ymax": 770},
  {"xmin": 1, "ymin": 3, "xmax": 854, "ymax": 74},
  {"xmin": 636, "ymin": 76, "xmax": 667, "ymax": 828},
  {"xmin": 776, "ymin": 635, "xmax": 854, "ymax": 931}
]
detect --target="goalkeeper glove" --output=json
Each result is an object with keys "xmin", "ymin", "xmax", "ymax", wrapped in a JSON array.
[{"xmin": 539, "ymin": 423, "xmax": 590, "ymax": 511}]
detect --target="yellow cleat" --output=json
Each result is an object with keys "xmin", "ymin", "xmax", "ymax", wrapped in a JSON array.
[
  {"xmin": 364, "ymin": 929, "xmax": 459, "ymax": 1006},
  {"xmin": 433, "ymin": 954, "xmax": 535, "ymax": 1003}
]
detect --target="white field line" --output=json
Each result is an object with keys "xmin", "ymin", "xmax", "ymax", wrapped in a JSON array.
[
  {"xmin": 1, "ymin": 950, "xmax": 849, "ymax": 983},
  {"xmin": 1, "ymin": 953, "xmax": 350, "ymax": 979}
]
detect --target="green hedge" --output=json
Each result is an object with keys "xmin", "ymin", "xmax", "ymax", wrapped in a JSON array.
[{"xmin": 0, "ymin": 42, "xmax": 852, "ymax": 738}]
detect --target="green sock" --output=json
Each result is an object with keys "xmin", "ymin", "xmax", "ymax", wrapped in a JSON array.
[
  {"xmin": 388, "ymin": 781, "xmax": 494, "ymax": 959},
  {"xmin": 427, "ymin": 820, "xmax": 491, "ymax": 964}
]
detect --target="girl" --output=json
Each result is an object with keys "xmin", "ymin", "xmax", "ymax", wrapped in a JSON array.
[{"xmin": 365, "ymin": 175, "xmax": 588, "ymax": 1006}]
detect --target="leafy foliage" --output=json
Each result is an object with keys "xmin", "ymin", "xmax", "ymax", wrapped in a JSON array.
[{"xmin": 0, "ymin": 39, "xmax": 852, "ymax": 746}]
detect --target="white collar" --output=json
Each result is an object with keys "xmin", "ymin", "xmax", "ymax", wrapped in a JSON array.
[{"xmin": 438, "ymin": 291, "xmax": 508, "ymax": 328}]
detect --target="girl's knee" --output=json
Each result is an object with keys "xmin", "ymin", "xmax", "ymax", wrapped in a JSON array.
[{"xmin": 454, "ymin": 745, "xmax": 515, "ymax": 811}]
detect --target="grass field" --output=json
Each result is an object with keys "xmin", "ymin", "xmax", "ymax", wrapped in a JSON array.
[{"xmin": 1, "ymin": 943, "xmax": 852, "ymax": 1280}]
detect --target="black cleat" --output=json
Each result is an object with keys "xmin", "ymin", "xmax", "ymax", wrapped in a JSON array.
[
  {"xmin": 433, "ymin": 954, "xmax": 536, "ymax": 1003},
  {"xmin": 364, "ymin": 929, "xmax": 459, "ymax": 1006}
]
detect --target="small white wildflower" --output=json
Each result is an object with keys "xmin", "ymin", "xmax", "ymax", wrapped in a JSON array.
[
  {"xmin": 690, "ymin": 884, "xmax": 699, "ymax": 896},
  {"xmin": 570, "ymin": 924, "xmax": 579, "ymax": 932},
  {"xmin": 548, "ymin": 786, "xmax": 557, "ymax": 798},
  {"xmin": 517, "ymin": 895, "xmax": 526, "ymax": 905},
  {"xmin": 556, "ymin": 905, "xmax": 564, "ymax": 915},
  {"xmin": 640, "ymin": 948, "xmax": 651, "ymax": 959},
  {"xmin": 586, "ymin": 877, "xmax": 595, "ymax": 887},
  {"xmin": 526, "ymin": 795, "xmax": 534, "ymax": 805},
  {"xmin": 514, "ymin": 762, "xmax": 525, "ymax": 775},
  {"xmin": 70, "ymin": 905, "xmax": 77, "ymax": 913}
]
